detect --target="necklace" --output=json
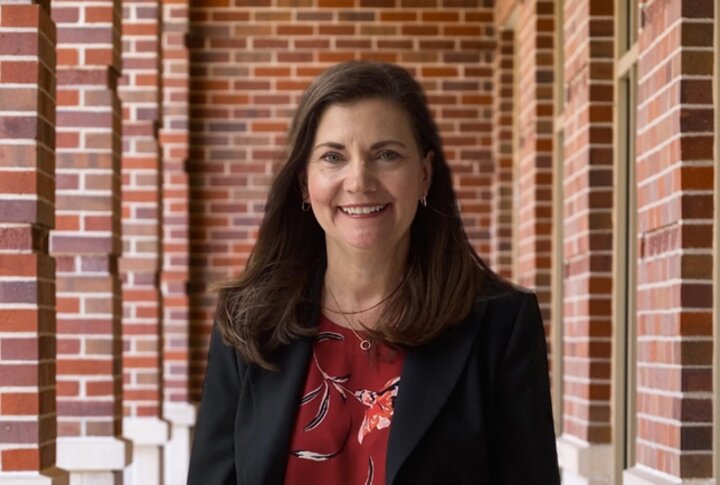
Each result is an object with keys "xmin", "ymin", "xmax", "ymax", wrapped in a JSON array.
[
  {"xmin": 325, "ymin": 283, "xmax": 373, "ymax": 351},
  {"xmin": 323, "ymin": 275, "xmax": 405, "ymax": 315}
]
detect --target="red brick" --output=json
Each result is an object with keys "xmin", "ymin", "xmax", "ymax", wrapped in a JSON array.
[
  {"xmin": 56, "ymin": 48, "xmax": 78, "ymax": 65},
  {"xmin": 51, "ymin": 6, "xmax": 80, "ymax": 23},
  {"xmin": 0, "ymin": 117, "xmax": 38, "ymax": 139},
  {"xmin": 0, "ymin": 364, "xmax": 37, "ymax": 387},
  {"xmin": 319, "ymin": 25, "xmax": 356, "ymax": 35},
  {"xmin": 318, "ymin": 0, "xmax": 354, "ymax": 6},
  {"xmin": 401, "ymin": 24, "xmax": 438, "ymax": 36},
  {"xmin": 57, "ymin": 27, "xmax": 113, "ymax": 44},
  {"xmin": 380, "ymin": 11, "xmax": 416, "ymax": 21},
  {"xmin": 86, "ymin": 381, "xmax": 114, "ymax": 396},
  {"xmin": 86, "ymin": 48, "xmax": 114, "ymax": 65},
  {"xmin": 0, "ymin": 32, "xmax": 38, "ymax": 56},
  {"xmin": 0, "ymin": 171, "xmax": 37, "ymax": 196},
  {"xmin": 56, "ymin": 401, "xmax": 115, "ymax": 417},
  {"xmin": 1, "ymin": 449, "xmax": 39, "ymax": 472},
  {"xmin": 444, "ymin": 25, "xmax": 481, "ymax": 36},
  {"xmin": 0, "ymin": 393, "xmax": 39, "ymax": 415},
  {"xmin": 1, "ymin": 5, "xmax": 40, "ymax": 28},
  {"xmin": 85, "ymin": 7, "xmax": 114, "ymax": 23},
  {"xmin": 56, "ymin": 111, "xmax": 113, "ymax": 128},
  {"xmin": 1, "ymin": 338, "xmax": 40, "ymax": 361},
  {"xmin": 319, "ymin": 51, "xmax": 356, "ymax": 63},
  {"xmin": 56, "ymin": 360, "xmax": 113, "ymax": 375},
  {"xmin": 0, "ymin": 61, "xmax": 40, "ymax": 84}
]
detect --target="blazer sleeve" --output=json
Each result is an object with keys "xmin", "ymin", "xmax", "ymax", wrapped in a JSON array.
[
  {"xmin": 490, "ymin": 292, "xmax": 561, "ymax": 484},
  {"xmin": 187, "ymin": 325, "xmax": 243, "ymax": 485}
]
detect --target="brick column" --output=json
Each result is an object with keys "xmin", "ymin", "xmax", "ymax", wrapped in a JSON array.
[
  {"xmin": 0, "ymin": 3, "xmax": 66, "ymax": 484},
  {"xmin": 514, "ymin": 0, "xmax": 555, "ymax": 321},
  {"xmin": 491, "ymin": 28, "xmax": 515, "ymax": 280},
  {"xmin": 626, "ymin": 0, "xmax": 715, "ymax": 482},
  {"xmin": 554, "ymin": 0, "xmax": 615, "ymax": 482},
  {"xmin": 508, "ymin": 2, "xmax": 559, "ymax": 454},
  {"xmin": 159, "ymin": 0, "xmax": 194, "ymax": 483},
  {"xmin": 118, "ymin": 1, "xmax": 169, "ymax": 482},
  {"xmin": 50, "ymin": 0, "xmax": 130, "ymax": 482}
]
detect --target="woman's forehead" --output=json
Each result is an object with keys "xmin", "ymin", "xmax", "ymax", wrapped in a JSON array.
[{"xmin": 313, "ymin": 99, "xmax": 416, "ymax": 145}]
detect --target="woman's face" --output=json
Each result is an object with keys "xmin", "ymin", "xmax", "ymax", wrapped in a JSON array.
[{"xmin": 303, "ymin": 98, "xmax": 432, "ymax": 257}]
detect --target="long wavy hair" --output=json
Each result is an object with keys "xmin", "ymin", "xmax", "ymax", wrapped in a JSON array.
[{"xmin": 216, "ymin": 61, "xmax": 512, "ymax": 369}]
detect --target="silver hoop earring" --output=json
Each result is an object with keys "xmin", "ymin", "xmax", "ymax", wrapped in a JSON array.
[
  {"xmin": 301, "ymin": 201, "xmax": 311, "ymax": 212},
  {"xmin": 420, "ymin": 196, "xmax": 427, "ymax": 207}
]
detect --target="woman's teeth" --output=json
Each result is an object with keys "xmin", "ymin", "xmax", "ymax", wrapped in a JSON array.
[{"xmin": 340, "ymin": 205, "xmax": 386, "ymax": 215}]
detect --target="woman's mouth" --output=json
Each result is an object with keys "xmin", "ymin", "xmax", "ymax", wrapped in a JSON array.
[{"xmin": 338, "ymin": 204, "xmax": 389, "ymax": 216}]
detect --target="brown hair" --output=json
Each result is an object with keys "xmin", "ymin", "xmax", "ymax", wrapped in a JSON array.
[{"xmin": 216, "ymin": 61, "xmax": 512, "ymax": 369}]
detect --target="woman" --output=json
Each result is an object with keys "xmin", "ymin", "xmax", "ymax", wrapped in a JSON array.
[{"xmin": 188, "ymin": 62, "xmax": 560, "ymax": 484}]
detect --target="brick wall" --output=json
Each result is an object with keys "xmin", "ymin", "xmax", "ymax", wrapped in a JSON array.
[
  {"xmin": 0, "ymin": 1, "xmax": 59, "ymax": 476},
  {"xmin": 633, "ymin": 0, "xmax": 714, "ymax": 478},
  {"xmin": 561, "ymin": 0, "xmax": 614, "ymax": 445},
  {"xmin": 186, "ymin": 0, "xmax": 498, "ymax": 399}
]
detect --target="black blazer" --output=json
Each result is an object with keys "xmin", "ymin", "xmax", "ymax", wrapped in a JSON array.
[{"xmin": 188, "ymin": 289, "xmax": 560, "ymax": 484}]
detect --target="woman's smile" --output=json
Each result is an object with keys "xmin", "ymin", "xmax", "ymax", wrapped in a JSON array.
[{"xmin": 338, "ymin": 203, "xmax": 390, "ymax": 217}]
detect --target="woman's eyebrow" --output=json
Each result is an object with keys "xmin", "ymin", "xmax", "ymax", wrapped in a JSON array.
[
  {"xmin": 312, "ymin": 139, "xmax": 407, "ymax": 151},
  {"xmin": 313, "ymin": 141, "xmax": 345, "ymax": 151},
  {"xmin": 370, "ymin": 140, "xmax": 407, "ymax": 150}
]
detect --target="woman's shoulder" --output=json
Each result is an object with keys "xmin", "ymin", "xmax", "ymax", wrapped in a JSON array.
[
  {"xmin": 468, "ymin": 283, "xmax": 541, "ymax": 333},
  {"xmin": 475, "ymin": 279, "xmax": 536, "ymax": 309}
]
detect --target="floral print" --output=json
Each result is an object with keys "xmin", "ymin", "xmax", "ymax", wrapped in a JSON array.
[
  {"xmin": 357, "ymin": 377, "xmax": 400, "ymax": 444},
  {"xmin": 285, "ymin": 316, "xmax": 405, "ymax": 485}
]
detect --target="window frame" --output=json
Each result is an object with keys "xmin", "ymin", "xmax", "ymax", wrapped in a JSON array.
[{"xmin": 612, "ymin": 0, "xmax": 639, "ymax": 480}]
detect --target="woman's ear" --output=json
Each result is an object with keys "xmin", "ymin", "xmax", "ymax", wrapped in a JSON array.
[
  {"xmin": 298, "ymin": 172, "xmax": 309, "ymax": 201},
  {"xmin": 422, "ymin": 150, "xmax": 434, "ymax": 195}
]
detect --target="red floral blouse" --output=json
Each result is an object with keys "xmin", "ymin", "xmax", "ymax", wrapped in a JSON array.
[{"xmin": 285, "ymin": 314, "xmax": 405, "ymax": 485}]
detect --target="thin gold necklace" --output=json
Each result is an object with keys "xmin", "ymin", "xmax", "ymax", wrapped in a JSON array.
[
  {"xmin": 325, "ymin": 283, "xmax": 373, "ymax": 351},
  {"xmin": 323, "ymin": 276, "xmax": 404, "ymax": 316}
]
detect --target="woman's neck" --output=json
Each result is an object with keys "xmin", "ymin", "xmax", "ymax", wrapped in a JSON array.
[{"xmin": 323, "ymin": 241, "xmax": 407, "ymax": 324}]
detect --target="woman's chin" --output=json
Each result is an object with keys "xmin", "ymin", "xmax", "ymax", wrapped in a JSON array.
[
  {"xmin": 329, "ymin": 232, "xmax": 409, "ymax": 256},
  {"xmin": 343, "ymin": 239, "xmax": 387, "ymax": 252}
]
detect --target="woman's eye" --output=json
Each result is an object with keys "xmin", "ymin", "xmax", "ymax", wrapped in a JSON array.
[
  {"xmin": 320, "ymin": 152, "xmax": 343, "ymax": 163},
  {"xmin": 378, "ymin": 151, "xmax": 400, "ymax": 161}
]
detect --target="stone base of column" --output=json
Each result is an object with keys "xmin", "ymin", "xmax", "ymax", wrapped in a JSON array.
[
  {"xmin": 163, "ymin": 402, "xmax": 196, "ymax": 485},
  {"xmin": 57, "ymin": 437, "xmax": 130, "ymax": 485},
  {"xmin": 0, "ymin": 467, "xmax": 68, "ymax": 485},
  {"xmin": 624, "ymin": 465, "xmax": 715, "ymax": 485},
  {"xmin": 123, "ymin": 417, "xmax": 170, "ymax": 485},
  {"xmin": 68, "ymin": 472, "xmax": 122, "ymax": 485},
  {"xmin": 557, "ymin": 434, "xmax": 613, "ymax": 485}
]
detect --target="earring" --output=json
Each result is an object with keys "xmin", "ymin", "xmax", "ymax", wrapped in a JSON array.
[
  {"xmin": 420, "ymin": 196, "xmax": 427, "ymax": 207},
  {"xmin": 301, "ymin": 200, "xmax": 311, "ymax": 212}
]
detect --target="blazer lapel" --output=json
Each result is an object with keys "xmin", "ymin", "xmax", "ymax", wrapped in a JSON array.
[
  {"xmin": 386, "ymin": 300, "xmax": 488, "ymax": 485},
  {"xmin": 235, "ymin": 336, "xmax": 313, "ymax": 485},
  {"xmin": 235, "ymin": 265, "xmax": 326, "ymax": 484}
]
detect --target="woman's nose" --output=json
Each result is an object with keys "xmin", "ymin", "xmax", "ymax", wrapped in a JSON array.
[{"xmin": 346, "ymin": 158, "xmax": 376, "ymax": 193}]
